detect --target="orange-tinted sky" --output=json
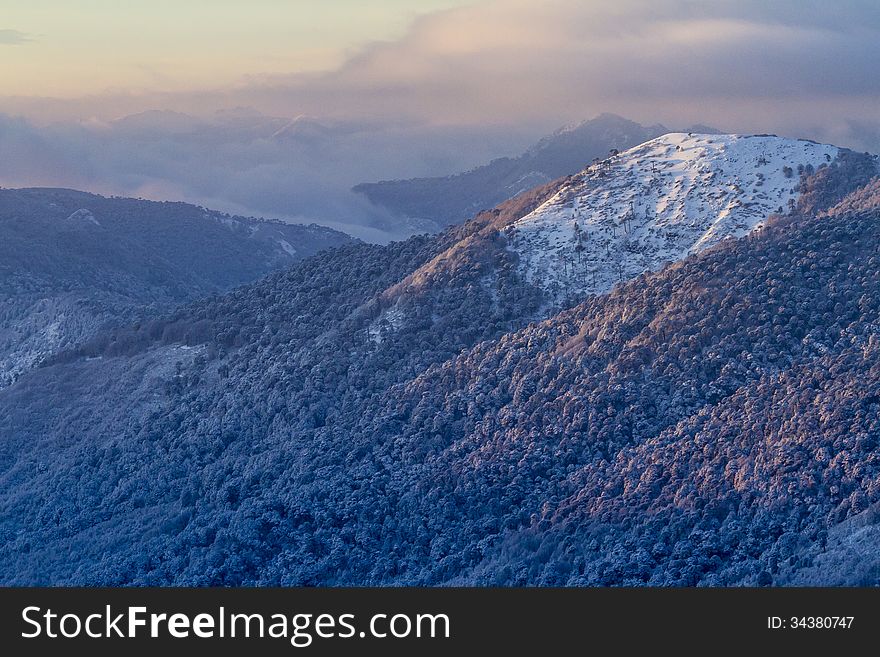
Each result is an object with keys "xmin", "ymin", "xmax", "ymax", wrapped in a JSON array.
[{"xmin": 0, "ymin": 0, "xmax": 474, "ymax": 97}]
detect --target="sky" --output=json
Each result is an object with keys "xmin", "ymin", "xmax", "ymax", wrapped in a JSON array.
[
  {"xmin": 2, "ymin": 0, "xmax": 880, "ymax": 239},
  {"xmin": 0, "ymin": 1, "xmax": 474, "ymax": 96}
]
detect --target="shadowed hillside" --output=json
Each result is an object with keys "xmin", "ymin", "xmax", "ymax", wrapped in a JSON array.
[{"xmin": 0, "ymin": 188, "xmax": 353, "ymax": 386}]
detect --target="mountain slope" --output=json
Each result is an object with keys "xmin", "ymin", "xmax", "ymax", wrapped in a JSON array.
[
  {"xmin": 0, "ymin": 138, "xmax": 877, "ymax": 586},
  {"xmin": 507, "ymin": 133, "xmax": 844, "ymax": 303},
  {"xmin": 367, "ymin": 135, "xmax": 874, "ymax": 332},
  {"xmin": 0, "ymin": 188, "xmax": 353, "ymax": 386},
  {"xmin": 353, "ymin": 114, "xmax": 674, "ymax": 228}
]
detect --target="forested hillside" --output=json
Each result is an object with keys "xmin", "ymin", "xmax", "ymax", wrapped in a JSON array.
[
  {"xmin": 1, "ymin": 159, "xmax": 879, "ymax": 585},
  {"xmin": 0, "ymin": 188, "xmax": 353, "ymax": 386}
]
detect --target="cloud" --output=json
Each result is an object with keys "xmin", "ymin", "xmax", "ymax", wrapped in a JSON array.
[
  {"xmin": 0, "ymin": 29, "xmax": 32, "ymax": 45},
  {"xmin": 0, "ymin": 110, "xmax": 538, "ymax": 241},
  {"xmin": 7, "ymin": 0, "xmax": 880, "ymax": 131},
  {"xmin": 276, "ymin": 0, "xmax": 880, "ymax": 135}
]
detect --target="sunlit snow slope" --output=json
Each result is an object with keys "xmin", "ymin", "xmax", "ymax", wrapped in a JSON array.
[{"xmin": 506, "ymin": 133, "xmax": 840, "ymax": 302}]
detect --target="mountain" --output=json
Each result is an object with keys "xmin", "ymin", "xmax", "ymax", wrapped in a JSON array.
[
  {"xmin": 506, "ymin": 133, "xmax": 841, "ymax": 303},
  {"xmin": 0, "ymin": 135, "xmax": 878, "ymax": 586},
  {"xmin": 0, "ymin": 188, "xmax": 354, "ymax": 387},
  {"xmin": 397, "ymin": 197, "xmax": 880, "ymax": 586},
  {"xmin": 353, "ymin": 114, "xmax": 716, "ymax": 229},
  {"xmin": 364, "ymin": 133, "xmax": 873, "ymax": 327},
  {"xmin": 110, "ymin": 110, "xmax": 209, "ymax": 135}
]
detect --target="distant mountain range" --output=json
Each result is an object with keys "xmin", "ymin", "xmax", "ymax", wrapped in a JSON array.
[
  {"xmin": 1, "ymin": 132, "xmax": 879, "ymax": 586},
  {"xmin": 0, "ymin": 188, "xmax": 353, "ymax": 387},
  {"xmin": 353, "ymin": 114, "xmax": 720, "ymax": 229}
]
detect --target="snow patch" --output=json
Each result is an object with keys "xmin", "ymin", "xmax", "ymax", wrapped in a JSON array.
[
  {"xmin": 214, "ymin": 215, "xmax": 242, "ymax": 230},
  {"xmin": 276, "ymin": 239, "xmax": 297, "ymax": 257},
  {"xmin": 65, "ymin": 209, "xmax": 100, "ymax": 226},
  {"xmin": 368, "ymin": 302, "xmax": 406, "ymax": 344}
]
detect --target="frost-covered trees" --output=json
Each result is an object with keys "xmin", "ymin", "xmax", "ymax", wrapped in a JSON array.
[{"xmin": 1, "ymin": 165, "xmax": 879, "ymax": 587}]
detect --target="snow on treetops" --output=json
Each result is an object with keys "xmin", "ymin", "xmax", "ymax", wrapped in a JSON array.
[{"xmin": 507, "ymin": 133, "xmax": 840, "ymax": 303}]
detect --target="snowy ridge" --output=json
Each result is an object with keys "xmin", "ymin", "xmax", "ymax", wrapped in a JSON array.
[{"xmin": 507, "ymin": 133, "xmax": 840, "ymax": 302}]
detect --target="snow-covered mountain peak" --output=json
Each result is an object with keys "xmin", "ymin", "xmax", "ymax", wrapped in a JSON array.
[{"xmin": 506, "ymin": 132, "xmax": 840, "ymax": 303}]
